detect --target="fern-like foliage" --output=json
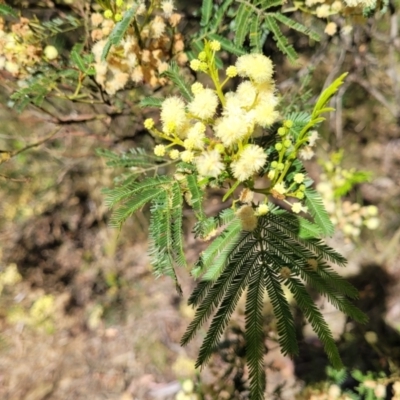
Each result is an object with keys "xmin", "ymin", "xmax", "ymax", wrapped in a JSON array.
[
  {"xmin": 96, "ymin": 147, "xmax": 163, "ymax": 172},
  {"xmin": 28, "ymin": 15, "xmax": 83, "ymax": 42},
  {"xmin": 101, "ymin": 148, "xmax": 188, "ymax": 289},
  {"xmin": 100, "ymin": 69, "xmax": 364, "ymax": 400},
  {"xmin": 0, "ymin": 4, "xmax": 18, "ymax": 17},
  {"xmin": 182, "ymin": 210, "xmax": 367, "ymax": 399},
  {"xmin": 10, "ymin": 68, "xmax": 79, "ymax": 112},
  {"xmin": 161, "ymin": 62, "xmax": 194, "ymax": 101},
  {"xmin": 193, "ymin": 0, "xmax": 320, "ymax": 60}
]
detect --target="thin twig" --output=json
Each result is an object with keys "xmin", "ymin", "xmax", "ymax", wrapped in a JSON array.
[{"xmin": 0, "ymin": 126, "xmax": 62, "ymax": 165}]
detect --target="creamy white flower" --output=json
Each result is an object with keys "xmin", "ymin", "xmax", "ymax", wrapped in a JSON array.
[
  {"xmin": 325, "ymin": 22, "xmax": 338, "ymax": 36},
  {"xmin": 214, "ymin": 115, "xmax": 250, "ymax": 147},
  {"xmin": 5, "ymin": 61, "xmax": 19, "ymax": 75},
  {"xmin": 308, "ymin": 130, "xmax": 319, "ymax": 146},
  {"xmin": 131, "ymin": 66, "xmax": 144, "ymax": 83},
  {"xmin": 169, "ymin": 149, "xmax": 180, "ymax": 159},
  {"xmin": 191, "ymin": 82, "xmax": 204, "ymax": 95},
  {"xmin": 91, "ymin": 13, "xmax": 104, "ymax": 27},
  {"xmin": 364, "ymin": 217, "xmax": 379, "ymax": 230},
  {"xmin": 94, "ymin": 62, "xmax": 107, "ymax": 86},
  {"xmin": 195, "ymin": 150, "xmax": 225, "ymax": 178},
  {"xmin": 235, "ymin": 81, "xmax": 257, "ymax": 108},
  {"xmin": 44, "ymin": 45, "xmax": 58, "ymax": 60},
  {"xmin": 160, "ymin": 96, "xmax": 187, "ymax": 133},
  {"xmin": 181, "ymin": 150, "xmax": 195, "ymax": 163},
  {"xmin": 239, "ymin": 188, "xmax": 254, "ymax": 204},
  {"xmin": 231, "ymin": 145, "xmax": 267, "ymax": 181},
  {"xmin": 294, "ymin": 173, "xmax": 305, "ymax": 183},
  {"xmin": 188, "ymin": 88, "xmax": 219, "ymax": 120},
  {"xmin": 161, "ymin": 0, "xmax": 175, "ymax": 17},
  {"xmin": 256, "ymin": 204, "xmax": 270, "ymax": 216},
  {"xmin": 272, "ymin": 183, "xmax": 286, "ymax": 195},
  {"xmin": 331, "ymin": 0, "xmax": 343, "ymax": 11},
  {"xmin": 92, "ymin": 39, "xmax": 106, "ymax": 63},
  {"xmin": 299, "ymin": 146, "xmax": 315, "ymax": 160},
  {"xmin": 292, "ymin": 202, "xmax": 308, "ymax": 214},
  {"xmin": 187, "ymin": 123, "xmax": 206, "ymax": 149},
  {"xmin": 151, "ymin": 16, "xmax": 166, "ymax": 39},
  {"xmin": 105, "ymin": 70, "xmax": 129, "ymax": 95},
  {"xmin": 254, "ymin": 102, "xmax": 279, "ymax": 127},
  {"xmin": 235, "ymin": 53, "xmax": 274, "ymax": 84},
  {"xmin": 154, "ymin": 145, "xmax": 166, "ymax": 156},
  {"xmin": 316, "ymin": 4, "xmax": 331, "ymax": 17},
  {"xmin": 341, "ymin": 25, "xmax": 353, "ymax": 36}
]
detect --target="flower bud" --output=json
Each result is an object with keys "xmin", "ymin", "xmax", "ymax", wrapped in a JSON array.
[
  {"xmin": 198, "ymin": 51, "xmax": 206, "ymax": 61},
  {"xmin": 44, "ymin": 45, "xmax": 58, "ymax": 60},
  {"xmin": 283, "ymin": 139, "xmax": 292, "ymax": 148},
  {"xmin": 104, "ymin": 9, "xmax": 113, "ymax": 19},
  {"xmin": 278, "ymin": 127, "xmax": 286, "ymax": 136}
]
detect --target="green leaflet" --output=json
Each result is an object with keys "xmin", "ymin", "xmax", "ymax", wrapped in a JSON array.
[
  {"xmin": 305, "ymin": 189, "xmax": 335, "ymax": 237},
  {"xmin": 296, "ymin": 265, "xmax": 367, "ymax": 324},
  {"xmin": 207, "ymin": 0, "xmax": 235, "ymax": 34},
  {"xmin": 263, "ymin": 254, "xmax": 298, "ymax": 356},
  {"xmin": 201, "ymin": 218, "xmax": 242, "ymax": 281},
  {"xmin": 272, "ymin": 12, "xmax": 320, "ymax": 42},
  {"xmin": 101, "ymin": 5, "xmax": 138, "ymax": 61},
  {"xmin": 0, "ymin": 4, "xmax": 18, "ymax": 17},
  {"xmin": 171, "ymin": 182, "xmax": 186, "ymax": 268},
  {"xmin": 249, "ymin": 13, "xmax": 265, "ymax": 53},
  {"xmin": 264, "ymin": 15, "xmax": 298, "ymax": 62},
  {"xmin": 200, "ymin": 0, "xmax": 213, "ymax": 26},
  {"xmin": 234, "ymin": 3, "xmax": 253, "ymax": 47},
  {"xmin": 71, "ymin": 43, "xmax": 95, "ymax": 75},
  {"xmin": 109, "ymin": 187, "xmax": 165, "ymax": 228},
  {"xmin": 139, "ymin": 96, "xmax": 165, "ymax": 108},
  {"xmin": 287, "ymin": 277, "xmax": 343, "ymax": 369},
  {"xmin": 186, "ymin": 174, "xmax": 206, "ymax": 220},
  {"xmin": 245, "ymin": 266, "xmax": 267, "ymax": 399},
  {"xmin": 270, "ymin": 210, "xmax": 322, "ymax": 238},
  {"xmin": 103, "ymin": 176, "xmax": 171, "ymax": 208},
  {"xmin": 312, "ymin": 73, "xmax": 348, "ymax": 120},
  {"xmin": 96, "ymin": 147, "xmax": 159, "ymax": 169},
  {"xmin": 161, "ymin": 62, "xmax": 193, "ymax": 101}
]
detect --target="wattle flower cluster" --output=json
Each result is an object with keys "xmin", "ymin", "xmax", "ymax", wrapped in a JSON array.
[
  {"xmin": 146, "ymin": 46, "xmax": 279, "ymax": 189},
  {"xmin": 91, "ymin": 0, "xmax": 187, "ymax": 94},
  {"xmin": 316, "ymin": 156, "xmax": 380, "ymax": 240},
  {"xmin": 0, "ymin": 17, "xmax": 45, "ymax": 79},
  {"xmin": 299, "ymin": 0, "xmax": 376, "ymax": 37}
]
